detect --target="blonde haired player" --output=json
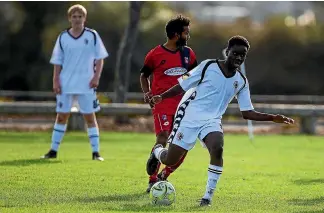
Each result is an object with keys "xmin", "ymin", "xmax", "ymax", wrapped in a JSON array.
[{"xmin": 41, "ymin": 4, "xmax": 109, "ymax": 161}]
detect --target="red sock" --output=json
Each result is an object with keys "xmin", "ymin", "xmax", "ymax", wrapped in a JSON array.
[{"xmin": 160, "ymin": 152, "xmax": 187, "ymax": 179}]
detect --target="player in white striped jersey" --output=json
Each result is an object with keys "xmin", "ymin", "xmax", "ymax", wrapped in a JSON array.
[
  {"xmin": 147, "ymin": 36, "xmax": 294, "ymax": 206},
  {"xmin": 41, "ymin": 4, "xmax": 109, "ymax": 161}
]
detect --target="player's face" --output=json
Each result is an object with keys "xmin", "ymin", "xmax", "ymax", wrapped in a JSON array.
[
  {"xmin": 176, "ymin": 26, "xmax": 190, "ymax": 47},
  {"xmin": 69, "ymin": 11, "xmax": 86, "ymax": 28},
  {"xmin": 227, "ymin": 45, "xmax": 248, "ymax": 68}
]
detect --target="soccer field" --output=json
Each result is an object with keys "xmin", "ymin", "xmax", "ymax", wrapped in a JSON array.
[{"xmin": 0, "ymin": 132, "xmax": 323, "ymax": 213}]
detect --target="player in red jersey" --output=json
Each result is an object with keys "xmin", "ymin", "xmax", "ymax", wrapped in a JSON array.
[{"xmin": 140, "ymin": 15, "xmax": 197, "ymax": 193}]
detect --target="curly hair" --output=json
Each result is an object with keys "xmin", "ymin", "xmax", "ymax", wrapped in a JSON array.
[
  {"xmin": 165, "ymin": 15, "xmax": 190, "ymax": 39},
  {"xmin": 227, "ymin": 35, "xmax": 250, "ymax": 51}
]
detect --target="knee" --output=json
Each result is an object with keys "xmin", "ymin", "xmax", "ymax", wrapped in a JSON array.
[
  {"xmin": 83, "ymin": 113, "xmax": 97, "ymax": 126},
  {"xmin": 56, "ymin": 113, "xmax": 70, "ymax": 124},
  {"xmin": 210, "ymin": 143, "xmax": 223, "ymax": 158}
]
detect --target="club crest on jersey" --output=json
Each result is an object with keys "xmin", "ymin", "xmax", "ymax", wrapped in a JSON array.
[
  {"xmin": 84, "ymin": 39, "xmax": 88, "ymax": 45},
  {"xmin": 164, "ymin": 67, "xmax": 187, "ymax": 76},
  {"xmin": 233, "ymin": 81, "xmax": 238, "ymax": 89},
  {"xmin": 176, "ymin": 132, "xmax": 184, "ymax": 140}
]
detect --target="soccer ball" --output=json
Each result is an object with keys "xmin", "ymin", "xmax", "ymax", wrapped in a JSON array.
[{"xmin": 150, "ymin": 181, "xmax": 176, "ymax": 205}]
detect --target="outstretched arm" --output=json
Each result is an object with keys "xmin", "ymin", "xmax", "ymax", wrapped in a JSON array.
[
  {"xmin": 241, "ymin": 110, "xmax": 275, "ymax": 121},
  {"xmin": 237, "ymin": 79, "xmax": 294, "ymax": 124},
  {"xmin": 241, "ymin": 110, "xmax": 294, "ymax": 124},
  {"xmin": 151, "ymin": 84, "xmax": 185, "ymax": 104}
]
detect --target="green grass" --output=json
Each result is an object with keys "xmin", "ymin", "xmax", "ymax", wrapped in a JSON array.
[{"xmin": 0, "ymin": 132, "xmax": 324, "ymax": 213}]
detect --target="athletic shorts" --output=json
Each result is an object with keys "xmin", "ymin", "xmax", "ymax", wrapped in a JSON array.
[
  {"xmin": 153, "ymin": 113, "xmax": 174, "ymax": 135},
  {"xmin": 167, "ymin": 118, "xmax": 223, "ymax": 151},
  {"xmin": 56, "ymin": 93, "xmax": 100, "ymax": 114}
]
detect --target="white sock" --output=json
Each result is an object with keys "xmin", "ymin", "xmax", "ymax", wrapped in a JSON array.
[
  {"xmin": 203, "ymin": 164, "xmax": 223, "ymax": 201},
  {"xmin": 88, "ymin": 127, "xmax": 100, "ymax": 153},
  {"xmin": 50, "ymin": 123, "xmax": 67, "ymax": 151},
  {"xmin": 153, "ymin": 146, "xmax": 167, "ymax": 163}
]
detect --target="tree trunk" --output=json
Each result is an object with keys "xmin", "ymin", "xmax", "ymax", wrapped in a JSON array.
[{"xmin": 113, "ymin": 1, "xmax": 144, "ymax": 124}]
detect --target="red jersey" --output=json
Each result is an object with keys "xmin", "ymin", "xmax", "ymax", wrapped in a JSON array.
[{"xmin": 140, "ymin": 45, "xmax": 197, "ymax": 115}]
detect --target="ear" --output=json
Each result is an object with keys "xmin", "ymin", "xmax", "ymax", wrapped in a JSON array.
[{"xmin": 225, "ymin": 49, "xmax": 229, "ymax": 56}]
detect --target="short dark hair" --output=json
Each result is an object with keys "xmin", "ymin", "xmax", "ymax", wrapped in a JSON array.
[
  {"xmin": 165, "ymin": 15, "xmax": 190, "ymax": 39},
  {"xmin": 227, "ymin": 35, "xmax": 250, "ymax": 51}
]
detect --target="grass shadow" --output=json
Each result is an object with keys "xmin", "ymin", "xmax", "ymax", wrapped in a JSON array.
[
  {"xmin": 98, "ymin": 203, "xmax": 177, "ymax": 212},
  {"xmin": 77, "ymin": 192, "xmax": 200, "ymax": 212},
  {"xmin": 293, "ymin": 178, "xmax": 324, "ymax": 185},
  {"xmin": 288, "ymin": 197, "xmax": 324, "ymax": 206},
  {"xmin": 77, "ymin": 192, "xmax": 147, "ymax": 203},
  {"xmin": 0, "ymin": 158, "xmax": 62, "ymax": 166}
]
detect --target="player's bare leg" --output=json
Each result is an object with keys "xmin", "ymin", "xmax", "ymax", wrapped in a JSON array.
[
  {"xmin": 146, "ymin": 131, "xmax": 168, "ymax": 192},
  {"xmin": 41, "ymin": 113, "xmax": 70, "ymax": 159},
  {"xmin": 83, "ymin": 113, "xmax": 103, "ymax": 161},
  {"xmin": 199, "ymin": 131, "xmax": 224, "ymax": 207},
  {"xmin": 158, "ymin": 152, "xmax": 187, "ymax": 181}
]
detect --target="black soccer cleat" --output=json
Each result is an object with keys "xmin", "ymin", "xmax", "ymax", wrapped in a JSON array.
[
  {"xmin": 146, "ymin": 180, "xmax": 157, "ymax": 193},
  {"xmin": 40, "ymin": 150, "xmax": 57, "ymax": 159},
  {"xmin": 92, "ymin": 152, "xmax": 104, "ymax": 161},
  {"xmin": 199, "ymin": 198, "xmax": 212, "ymax": 207},
  {"xmin": 146, "ymin": 144, "xmax": 162, "ymax": 176}
]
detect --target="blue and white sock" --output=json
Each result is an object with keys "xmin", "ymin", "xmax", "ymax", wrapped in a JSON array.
[
  {"xmin": 203, "ymin": 164, "xmax": 223, "ymax": 201},
  {"xmin": 50, "ymin": 123, "xmax": 67, "ymax": 151},
  {"xmin": 88, "ymin": 127, "xmax": 99, "ymax": 153}
]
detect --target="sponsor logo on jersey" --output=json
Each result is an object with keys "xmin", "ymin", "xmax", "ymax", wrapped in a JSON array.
[{"xmin": 164, "ymin": 67, "xmax": 187, "ymax": 76}]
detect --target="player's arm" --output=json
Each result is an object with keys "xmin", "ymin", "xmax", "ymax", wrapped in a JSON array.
[
  {"xmin": 94, "ymin": 59, "xmax": 104, "ymax": 79},
  {"xmin": 140, "ymin": 67, "xmax": 151, "ymax": 94},
  {"xmin": 50, "ymin": 34, "xmax": 64, "ymax": 94},
  {"xmin": 91, "ymin": 31, "xmax": 109, "ymax": 88},
  {"xmin": 140, "ymin": 50, "xmax": 154, "ymax": 103},
  {"xmin": 152, "ymin": 60, "xmax": 206, "ymax": 104},
  {"xmin": 237, "ymin": 82, "xmax": 294, "ymax": 124},
  {"xmin": 53, "ymin": 65, "xmax": 62, "ymax": 94}
]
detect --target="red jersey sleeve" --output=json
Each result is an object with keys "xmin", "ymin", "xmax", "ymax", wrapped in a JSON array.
[
  {"xmin": 140, "ymin": 49, "xmax": 155, "ymax": 77},
  {"xmin": 188, "ymin": 48, "xmax": 198, "ymax": 71}
]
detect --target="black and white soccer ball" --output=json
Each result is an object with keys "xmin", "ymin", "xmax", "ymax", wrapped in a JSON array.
[{"xmin": 150, "ymin": 181, "xmax": 176, "ymax": 206}]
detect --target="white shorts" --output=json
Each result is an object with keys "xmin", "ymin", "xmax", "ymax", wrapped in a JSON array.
[
  {"xmin": 167, "ymin": 119, "xmax": 223, "ymax": 151},
  {"xmin": 56, "ymin": 93, "xmax": 100, "ymax": 114}
]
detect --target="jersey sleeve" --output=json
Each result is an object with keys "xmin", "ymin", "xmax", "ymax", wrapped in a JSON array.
[
  {"xmin": 177, "ymin": 60, "xmax": 208, "ymax": 91},
  {"xmin": 140, "ymin": 49, "xmax": 154, "ymax": 78},
  {"xmin": 50, "ymin": 35, "xmax": 64, "ymax": 65},
  {"xmin": 188, "ymin": 48, "xmax": 198, "ymax": 71},
  {"xmin": 236, "ymin": 80, "xmax": 254, "ymax": 111},
  {"xmin": 94, "ymin": 31, "xmax": 109, "ymax": 60}
]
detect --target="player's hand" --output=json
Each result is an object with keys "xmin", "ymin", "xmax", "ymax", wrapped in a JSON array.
[
  {"xmin": 150, "ymin": 95, "xmax": 162, "ymax": 105},
  {"xmin": 90, "ymin": 76, "xmax": 100, "ymax": 88},
  {"xmin": 53, "ymin": 79, "xmax": 61, "ymax": 94},
  {"xmin": 144, "ymin": 91, "xmax": 153, "ymax": 103},
  {"xmin": 273, "ymin": 114, "xmax": 294, "ymax": 124}
]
